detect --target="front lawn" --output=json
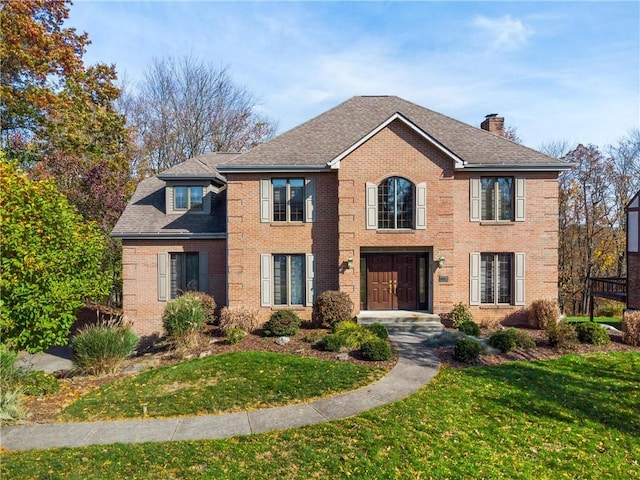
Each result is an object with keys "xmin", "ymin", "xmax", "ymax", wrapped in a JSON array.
[
  {"xmin": 3, "ymin": 352, "xmax": 639, "ymax": 479},
  {"xmin": 565, "ymin": 316, "xmax": 623, "ymax": 329},
  {"xmin": 58, "ymin": 351, "xmax": 384, "ymax": 421}
]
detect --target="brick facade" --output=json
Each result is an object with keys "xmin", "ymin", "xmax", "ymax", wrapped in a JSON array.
[
  {"xmin": 122, "ymin": 239, "xmax": 226, "ymax": 337},
  {"xmin": 116, "ymin": 97, "xmax": 566, "ymax": 333}
]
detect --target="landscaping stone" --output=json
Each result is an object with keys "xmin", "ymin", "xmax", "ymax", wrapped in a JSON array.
[
  {"xmin": 335, "ymin": 353, "xmax": 349, "ymax": 361},
  {"xmin": 275, "ymin": 336, "xmax": 290, "ymax": 346},
  {"xmin": 199, "ymin": 350, "xmax": 212, "ymax": 358}
]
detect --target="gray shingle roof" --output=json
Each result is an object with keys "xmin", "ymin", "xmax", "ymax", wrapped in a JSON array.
[
  {"xmin": 112, "ymin": 172, "xmax": 227, "ymax": 238},
  {"xmin": 217, "ymin": 95, "xmax": 567, "ymax": 169}
]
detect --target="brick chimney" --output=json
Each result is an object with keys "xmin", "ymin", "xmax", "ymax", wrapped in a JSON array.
[{"xmin": 481, "ymin": 113, "xmax": 505, "ymax": 136}]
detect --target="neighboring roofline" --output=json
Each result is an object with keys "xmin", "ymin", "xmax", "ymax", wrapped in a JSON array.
[
  {"xmin": 328, "ymin": 112, "xmax": 466, "ymax": 169},
  {"xmin": 111, "ymin": 233, "xmax": 227, "ymax": 240},
  {"xmin": 457, "ymin": 163, "xmax": 572, "ymax": 172},
  {"xmin": 216, "ymin": 165, "xmax": 331, "ymax": 173}
]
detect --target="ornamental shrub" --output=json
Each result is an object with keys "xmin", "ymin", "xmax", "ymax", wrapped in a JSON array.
[
  {"xmin": 488, "ymin": 330, "xmax": 517, "ymax": 353},
  {"xmin": 529, "ymin": 299, "xmax": 560, "ymax": 330},
  {"xmin": 622, "ymin": 310, "xmax": 640, "ymax": 346},
  {"xmin": 546, "ymin": 322, "xmax": 578, "ymax": 350},
  {"xmin": 71, "ymin": 322, "xmax": 138, "ymax": 375},
  {"xmin": 312, "ymin": 290, "xmax": 354, "ymax": 328},
  {"xmin": 511, "ymin": 329, "xmax": 536, "ymax": 349},
  {"xmin": 20, "ymin": 370, "xmax": 60, "ymax": 396},
  {"xmin": 162, "ymin": 294, "xmax": 206, "ymax": 348},
  {"xmin": 449, "ymin": 303, "xmax": 473, "ymax": 328},
  {"xmin": 188, "ymin": 291, "xmax": 217, "ymax": 324},
  {"xmin": 458, "ymin": 320, "xmax": 480, "ymax": 337},
  {"xmin": 360, "ymin": 338, "xmax": 392, "ymax": 361},
  {"xmin": 320, "ymin": 333, "xmax": 346, "ymax": 352},
  {"xmin": 0, "ymin": 344, "xmax": 20, "ymax": 389},
  {"xmin": 365, "ymin": 322, "xmax": 389, "ymax": 340},
  {"xmin": 0, "ymin": 159, "xmax": 110, "ymax": 353},
  {"xmin": 575, "ymin": 322, "xmax": 611, "ymax": 346},
  {"xmin": 453, "ymin": 338, "xmax": 482, "ymax": 363},
  {"xmin": 226, "ymin": 328, "xmax": 246, "ymax": 345},
  {"xmin": 263, "ymin": 310, "xmax": 301, "ymax": 337},
  {"xmin": 219, "ymin": 306, "xmax": 262, "ymax": 334},
  {"xmin": 332, "ymin": 321, "xmax": 378, "ymax": 349},
  {"xmin": 595, "ymin": 301, "xmax": 624, "ymax": 318}
]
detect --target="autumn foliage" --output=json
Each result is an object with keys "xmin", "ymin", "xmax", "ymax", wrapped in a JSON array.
[{"xmin": 0, "ymin": 157, "xmax": 110, "ymax": 353}]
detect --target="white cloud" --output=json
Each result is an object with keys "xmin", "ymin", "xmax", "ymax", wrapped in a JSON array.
[{"xmin": 473, "ymin": 15, "xmax": 533, "ymax": 51}]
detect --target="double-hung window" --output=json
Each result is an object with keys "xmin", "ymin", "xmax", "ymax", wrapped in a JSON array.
[
  {"xmin": 481, "ymin": 177, "xmax": 513, "ymax": 221},
  {"xmin": 470, "ymin": 252, "xmax": 525, "ymax": 306},
  {"xmin": 169, "ymin": 252, "xmax": 199, "ymax": 299},
  {"xmin": 481, "ymin": 253, "xmax": 512, "ymax": 304},
  {"xmin": 273, "ymin": 254, "xmax": 305, "ymax": 306},
  {"xmin": 174, "ymin": 186, "xmax": 204, "ymax": 211},
  {"xmin": 272, "ymin": 179, "xmax": 304, "ymax": 222}
]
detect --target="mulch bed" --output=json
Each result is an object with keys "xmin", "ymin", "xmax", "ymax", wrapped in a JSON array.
[
  {"xmin": 19, "ymin": 324, "xmax": 639, "ymax": 425},
  {"xmin": 20, "ymin": 325, "xmax": 397, "ymax": 425},
  {"xmin": 437, "ymin": 326, "xmax": 639, "ymax": 369}
]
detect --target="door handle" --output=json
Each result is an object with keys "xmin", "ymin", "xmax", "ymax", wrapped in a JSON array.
[{"xmin": 393, "ymin": 280, "xmax": 397, "ymax": 296}]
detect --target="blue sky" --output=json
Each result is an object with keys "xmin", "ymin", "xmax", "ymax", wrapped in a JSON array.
[{"xmin": 67, "ymin": 1, "xmax": 639, "ymax": 150}]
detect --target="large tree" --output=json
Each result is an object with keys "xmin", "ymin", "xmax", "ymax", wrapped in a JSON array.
[
  {"xmin": 0, "ymin": 155, "xmax": 110, "ymax": 353},
  {"xmin": 122, "ymin": 56, "xmax": 277, "ymax": 175},
  {"xmin": 0, "ymin": 0, "xmax": 130, "ymax": 228}
]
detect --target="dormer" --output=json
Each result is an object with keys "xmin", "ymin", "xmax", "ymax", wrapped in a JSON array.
[{"xmin": 157, "ymin": 156, "xmax": 228, "ymax": 216}]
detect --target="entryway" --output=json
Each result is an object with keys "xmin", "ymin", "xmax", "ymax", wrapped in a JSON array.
[{"xmin": 361, "ymin": 252, "xmax": 430, "ymax": 311}]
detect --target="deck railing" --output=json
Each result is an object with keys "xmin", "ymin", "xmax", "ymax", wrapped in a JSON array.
[{"xmin": 588, "ymin": 277, "xmax": 627, "ymax": 302}]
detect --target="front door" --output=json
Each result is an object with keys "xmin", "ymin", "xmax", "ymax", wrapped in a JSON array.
[{"xmin": 366, "ymin": 254, "xmax": 418, "ymax": 310}]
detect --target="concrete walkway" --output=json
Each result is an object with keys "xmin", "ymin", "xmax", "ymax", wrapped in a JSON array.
[{"xmin": 0, "ymin": 331, "xmax": 440, "ymax": 451}]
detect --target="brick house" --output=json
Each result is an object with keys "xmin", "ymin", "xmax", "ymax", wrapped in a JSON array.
[{"xmin": 112, "ymin": 96, "xmax": 570, "ymax": 337}]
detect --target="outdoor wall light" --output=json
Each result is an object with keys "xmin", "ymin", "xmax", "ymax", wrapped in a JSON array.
[
  {"xmin": 437, "ymin": 255, "xmax": 445, "ymax": 269},
  {"xmin": 347, "ymin": 257, "xmax": 354, "ymax": 269}
]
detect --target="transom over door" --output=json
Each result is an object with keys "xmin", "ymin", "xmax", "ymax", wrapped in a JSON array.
[{"xmin": 367, "ymin": 254, "xmax": 417, "ymax": 310}]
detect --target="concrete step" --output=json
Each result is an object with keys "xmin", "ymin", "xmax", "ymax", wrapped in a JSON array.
[{"xmin": 357, "ymin": 311, "xmax": 444, "ymax": 334}]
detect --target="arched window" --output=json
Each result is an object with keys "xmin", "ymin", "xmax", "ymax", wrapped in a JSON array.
[{"xmin": 378, "ymin": 177, "xmax": 414, "ymax": 229}]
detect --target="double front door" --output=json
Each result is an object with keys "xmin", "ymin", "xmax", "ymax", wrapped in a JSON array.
[{"xmin": 367, "ymin": 254, "xmax": 418, "ymax": 310}]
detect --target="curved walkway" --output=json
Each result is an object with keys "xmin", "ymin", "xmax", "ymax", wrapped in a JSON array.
[{"xmin": 0, "ymin": 331, "xmax": 440, "ymax": 451}]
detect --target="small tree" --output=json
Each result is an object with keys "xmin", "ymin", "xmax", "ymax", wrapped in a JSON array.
[{"xmin": 0, "ymin": 158, "xmax": 110, "ymax": 352}]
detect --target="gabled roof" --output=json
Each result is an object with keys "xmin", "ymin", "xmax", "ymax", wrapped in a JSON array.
[
  {"xmin": 157, "ymin": 153, "xmax": 238, "ymax": 182},
  {"xmin": 112, "ymin": 155, "xmax": 230, "ymax": 239},
  {"xmin": 217, "ymin": 95, "xmax": 569, "ymax": 171}
]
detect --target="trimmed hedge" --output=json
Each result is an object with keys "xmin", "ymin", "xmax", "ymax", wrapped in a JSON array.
[
  {"xmin": 365, "ymin": 322, "xmax": 389, "ymax": 340},
  {"xmin": 458, "ymin": 320, "xmax": 480, "ymax": 337},
  {"xmin": 360, "ymin": 338, "xmax": 392, "ymax": 361},
  {"xmin": 453, "ymin": 338, "xmax": 482, "ymax": 363},
  {"xmin": 575, "ymin": 322, "xmax": 610, "ymax": 346},
  {"xmin": 263, "ymin": 310, "xmax": 301, "ymax": 337},
  {"xmin": 312, "ymin": 291, "xmax": 353, "ymax": 328}
]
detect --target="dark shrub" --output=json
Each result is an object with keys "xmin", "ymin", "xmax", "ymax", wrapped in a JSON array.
[
  {"xmin": 511, "ymin": 329, "xmax": 536, "ymax": 349},
  {"xmin": 312, "ymin": 291, "xmax": 354, "ymax": 328},
  {"xmin": 365, "ymin": 322, "xmax": 389, "ymax": 340},
  {"xmin": 453, "ymin": 338, "xmax": 482, "ymax": 363},
  {"xmin": 320, "ymin": 333, "xmax": 346, "ymax": 352},
  {"xmin": 360, "ymin": 338, "xmax": 392, "ymax": 361},
  {"xmin": 20, "ymin": 370, "xmax": 60, "ymax": 396},
  {"xmin": 575, "ymin": 322, "xmax": 611, "ymax": 346},
  {"xmin": 263, "ymin": 310, "xmax": 301, "ymax": 337},
  {"xmin": 72, "ymin": 323, "xmax": 138, "ymax": 375},
  {"xmin": 546, "ymin": 322, "xmax": 578, "ymax": 350},
  {"xmin": 458, "ymin": 320, "xmax": 480, "ymax": 337},
  {"xmin": 488, "ymin": 330, "xmax": 517, "ymax": 353},
  {"xmin": 189, "ymin": 291, "xmax": 217, "ymax": 324},
  {"xmin": 449, "ymin": 303, "xmax": 473, "ymax": 328},
  {"xmin": 162, "ymin": 294, "xmax": 206, "ymax": 348}
]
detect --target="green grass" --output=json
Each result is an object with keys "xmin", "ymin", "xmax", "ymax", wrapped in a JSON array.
[
  {"xmin": 58, "ymin": 351, "xmax": 384, "ymax": 421},
  {"xmin": 565, "ymin": 316, "xmax": 622, "ymax": 329},
  {"xmin": 3, "ymin": 352, "xmax": 639, "ymax": 479}
]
